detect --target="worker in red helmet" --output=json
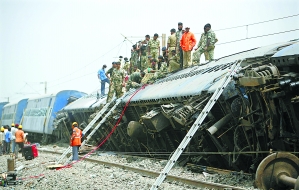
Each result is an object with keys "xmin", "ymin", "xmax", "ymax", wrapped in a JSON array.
[{"xmin": 70, "ymin": 122, "xmax": 82, "ymax": 161}]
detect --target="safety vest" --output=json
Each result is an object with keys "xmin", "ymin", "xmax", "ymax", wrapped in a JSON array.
[{"xmin": 70, "ymin": 127, "xmax": 82, "ymax": 146}]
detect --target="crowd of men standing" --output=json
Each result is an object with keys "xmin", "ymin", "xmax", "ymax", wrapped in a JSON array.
[
  {"xmin": 0, "ymin": 123, "xmax": 26, "ymax": 158},
  {"xmin": 98, "ymin": 22, "xmax": 217, "ymax": 103}
]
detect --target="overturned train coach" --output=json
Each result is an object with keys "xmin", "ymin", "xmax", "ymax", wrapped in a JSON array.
[{"xmin": 55, "ymin": 40, "xmax": 299, "ymax": 174}]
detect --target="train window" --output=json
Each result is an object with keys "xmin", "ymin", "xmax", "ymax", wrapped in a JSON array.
[
  {"xmin": 2, "ymin": 113, "xmax": 13, "ymax": 120},
  {"xmin": 24, "ymin": 107, "xmax": 48, "ymax": 117}
]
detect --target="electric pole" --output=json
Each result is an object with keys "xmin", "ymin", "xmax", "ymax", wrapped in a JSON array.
[{"xmin": 40, "ymin": 81, "xmax": 47, "ymax": 94}]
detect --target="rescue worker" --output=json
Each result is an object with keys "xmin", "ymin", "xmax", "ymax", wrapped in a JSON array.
[
  {"xmin": 123, "ymin": 57, "xmax": 131, "ymax": 74},
  {"xmin": 126, "ymin": 71, "xmax": 145, "ymax": 91},
  {"xmin": 15, "ymin": 125, "xmax": 25, "ymax": 158},
  {"xmin": 148, "ymin": 33, "xmax": 160, "ymax": 60},
  {"xmin": 106, "ymin": 62, "xmax": 116, "ymax": 79},
  {"xmin": 0, "ymin": 127, "xmax": 4, "ymax": 156},
  {"xmin": 10, "ymin": 123, "xmax": 18, "ymax": 154},
  {"xmin": 155, "ymin": 56, "xmax": 168, "ymax": 78},
  {"xmin": 98, "ymin": 64, "xmax": 110, "ymax": 97},
  {"xmin": 131, "ymin": 45, "xmax": 139, "ymax": 68},
  {"xmin": 3, "ymin": 125, "xmax": 8, "ymax": 154},
  {"xmin": 106, "ymin": 61, "xmax": 126, "ymax": 103},
  {"xmin": 139, "ymin": 42, "xmax": 148, "ymax": 71},
  {"xmin": 180, "ymin": 26, "xmax": 196, "ymax": 68},
  {"xmin": 133, "ymin": 66, "xmax": 141, "ymax": 73},
  {"xmin": 162, "ymin": 47, "xmax": 168, "ymax": 65},
  {"xmin": 167, "ymin": 28, "xmax": 177, "ymax": 59},
  {"xmin": 70, "ymin": 122, "xmax": 82, "ymax": 161},
  {"xmin": 119, "ymin": 56, "xmax": 124, "ymax": 68},
  {"xmin": 168, "ymin": 50, "xmax": 180, "ymax": 72},
  {"xmin": 176, "ymin": 22, "xmax": 184, "ymax": 68},
  {"xmin": 193, "ymin": 23, "xmax": 218, "ymax": 64},
  {"xmin": 5, "ymin": 126, "xmax": 11, "ymax": 154}
]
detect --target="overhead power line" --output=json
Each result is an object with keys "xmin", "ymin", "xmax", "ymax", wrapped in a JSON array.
[
  {"xmin": 214, "ymin": 13, "xmax": 299, "ymax": 32},
  {"xmin": 49, "ymin": 41, "xmax": 124, "ymax": 83},
  {"xmin": 217, "ymin": 28, "xmax": 299, "ymax": 45},
  {"xmin": 48, "ymin": 71, "xmax": 95, "ymax": 88}
]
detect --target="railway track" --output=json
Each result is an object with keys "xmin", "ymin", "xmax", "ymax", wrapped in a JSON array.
[{"xmin": 40, "ymin": 149, "xmax": 248, "ymax": 190}]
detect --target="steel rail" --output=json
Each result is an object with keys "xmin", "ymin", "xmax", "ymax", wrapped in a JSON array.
[{"xmin": 40, "ymin": 149, "xmax": 246, "ymax": 190}]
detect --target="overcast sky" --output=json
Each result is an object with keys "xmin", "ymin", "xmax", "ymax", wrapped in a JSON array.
[{"xmin": 1, "ymin": 0, "xmax": 299, "ymax": 103}]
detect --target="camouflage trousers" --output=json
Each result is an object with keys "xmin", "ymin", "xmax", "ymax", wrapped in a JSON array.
[
  {"xmin": 106, "ymin": 83, "xmax": 123, "ymax": 103},
  {"xmin": 169, "ymin": 60, "xmax": 180, "ymax": 72},
  {"xmin": 192, "ymin": 46, "xmax": 215, "ymax": 64},
  {"xmin": 140, "ymin": 55, "xmax": 148, "ymax": 71},
  {"xmin": 182, "ymin": 50, "xmax": 191, "ymax": 68},
  {"xmin": 150, "ymin": 49, "xmax": 159, "ymax": 60}
]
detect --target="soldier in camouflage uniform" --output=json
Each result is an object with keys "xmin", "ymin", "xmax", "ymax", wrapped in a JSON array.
[
  {"xmin": 123, "ymin": 57, "xmax": 130, "ymax": 74},
  {"xmin": 168, "ymin": 50, "xmax": 180, "ymax": 72},
  {"xmin": 106, "ymin": 61, "xmax": 126, "ymax": 103},
  {"xmin": 162, "ymin": 47, "xmax": 168, "ymax": 65},
  {"xmin": 126, "ymin": 71, "xmax": 145, "ymax": 91},
  {"xmin": 154, "ymin": 56, "xmax": 168, "ymax": 78},
  {"xmin": 139, "ymin": 35, "xmax": 150, "ymax": 71},
  {"xmin": 148, "ymin": 33, "xmax": 160, "ymax": 60},
  {"xmin": 130, "ymin": 45, "xmax": 139, "ymax": 68},
  {"xmin": 193, "ymin": 23, "xmax": 218, "ymax": 64},
  {"xmin": 167, "ymin": 28, "xmax": 177, "ymax": 60},
  {"xmin": 105, "ymin": 62, "xmax": 116, "ymax": 79},
  {"xmin": 176, "ymin": 22, "xmax": 184, "ymax": 68}
]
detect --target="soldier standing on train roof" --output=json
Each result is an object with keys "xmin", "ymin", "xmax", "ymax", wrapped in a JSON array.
[
  {"xmin": 148, "ymin": 33, "xmax": 160, "ymax": 60},
  {"xmin": 106, "ymin": 61, "xmax": 125, "ymax": 103},
  {"xmin": 193, "ymin": 23, "xmax": 218, "ymax": 64},
  {"xmin": 176, "ymin": 22, "xmax": 184, "ymax": 68},
  {"xmin": 167, "ymin": 28, "xmax": 177, "ymax": 60}
]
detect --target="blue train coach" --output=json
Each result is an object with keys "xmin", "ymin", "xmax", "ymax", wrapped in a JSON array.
[{"xmin": 21, "ymin": 90, "xmax": 86, "ymax": 142}]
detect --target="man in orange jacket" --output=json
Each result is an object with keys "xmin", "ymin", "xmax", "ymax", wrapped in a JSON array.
[
  {"xmin": 180, "ymin": 26, "xmax": 196, "ymax": 69},
  {"xmin": 70, "ymin": 122, "xmax": 82, "ymax": 161}
]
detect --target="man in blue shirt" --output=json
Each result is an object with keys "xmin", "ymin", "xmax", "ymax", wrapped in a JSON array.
[
  {"xmin": 5, "ymin": 126, "xmax": 11, "ymax": 154},
  {"xmin": 98, "ymin": 64, "xmax": 110, "ymax": 97}
]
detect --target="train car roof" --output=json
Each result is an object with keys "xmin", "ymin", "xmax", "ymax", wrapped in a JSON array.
[
  {"xmin": 272, "ymin": 41, "xmax": 299, "ymax": 57},
  {"xmin": 27, "ymin": 90, "xmax": 86, "ymax": 101},
  {"xmin": 122, "ymin": 40, "xmax": 298, "ymax": 104},
  {"xmin": 60, "ymin": 91, "xmax": 107, "ymax": 112},
  {"xmin": 3, "ymin": 98, "xmax": 28, "ymax": 107}
]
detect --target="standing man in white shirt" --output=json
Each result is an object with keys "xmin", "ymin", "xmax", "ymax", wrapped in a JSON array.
[{"xmin": 10, "ymin": 123, "xmax": 18, "ymax": 154}]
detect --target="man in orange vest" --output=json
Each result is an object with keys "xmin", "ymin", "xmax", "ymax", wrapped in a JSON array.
[
  {"xmin": 15, "ymin": 125, "xmax": 25, "ymax": 158},
  {"xmin": 180, "ymin": 26, "xmax": 196, "ymax": 69},
  {"xmin": 70, "ymin": 122, "xmax": 82, "ymax": 161}
]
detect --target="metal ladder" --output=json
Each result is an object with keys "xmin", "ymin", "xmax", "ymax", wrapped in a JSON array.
[
  {"xmin": 56, "ymin": 96, "xmax": 116, "ymax": 164},
  {"xmin": 151, "ymin": 60, "xmax": 242, "ymax": 190}
]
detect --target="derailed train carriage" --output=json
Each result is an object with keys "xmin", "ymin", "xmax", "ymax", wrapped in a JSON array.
[{"xmin": 55, "ymin": 40, "xmax": 299, "ymax": 177}]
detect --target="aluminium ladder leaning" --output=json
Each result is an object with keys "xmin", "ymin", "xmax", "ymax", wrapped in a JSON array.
[
  {"xmin": 56, "ymin": 96, "xmax": 116, "ymax": 164},
  {"xmin": 151, "ymin": 60, "xmax": 242, "ymax": 190}
]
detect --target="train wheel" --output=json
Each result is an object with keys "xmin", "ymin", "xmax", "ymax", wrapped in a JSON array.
[{"xmin": 255, "ymin": 152, "xmax": 299, "ymax": 190}]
